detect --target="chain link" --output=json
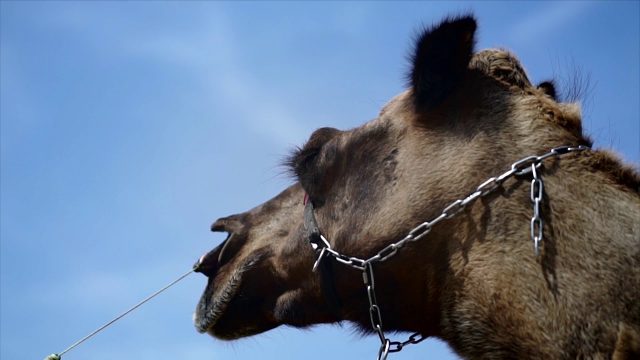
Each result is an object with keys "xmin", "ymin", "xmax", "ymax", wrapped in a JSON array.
[
  {"xmin": 389, "ymin": 332, "xmax": 427, "ymax": 353},
  {"xmin": 377, "ymin": 339, "xmax": 391, "ymax": 360},
  {"xmin": 306, "ymin": 145, "xmax": 588, "ymax": 359},
  {"xmin": 530, "ymin": 163, "xmax": 544, "ymax": 256}
]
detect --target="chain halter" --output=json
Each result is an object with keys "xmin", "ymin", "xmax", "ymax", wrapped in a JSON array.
[{"xmin": 303, "ymin": 145, "xmax": 589, "ymax": 360}]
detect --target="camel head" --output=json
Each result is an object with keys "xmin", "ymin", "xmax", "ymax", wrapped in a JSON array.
[
  {"xmin": 194, "ymin": 183, "xmax": 325, "ymax": 339},
  {"xmin": 194, "ymin": 14, "xmax": 600, "ymax": 343}
]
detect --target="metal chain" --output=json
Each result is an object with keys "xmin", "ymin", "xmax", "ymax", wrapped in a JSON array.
[
  {"xmin": 364, "ymin": 262, "xmax": 426, "ymax": 359},
  {"xmin": 307, "ymin": 145, "xmax": 589, "ymax": 359},
  {"xmin": 530, "ymin": 163, "xmax": 544, "ymax": 256}
]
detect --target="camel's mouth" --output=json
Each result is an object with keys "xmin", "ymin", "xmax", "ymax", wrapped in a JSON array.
[{"xmin": 193, "ymin": 255, "xmax": 262, "ymax": 337}]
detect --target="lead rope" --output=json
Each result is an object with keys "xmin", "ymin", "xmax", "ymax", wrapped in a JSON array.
[{"xmin": 45, "ymin": 261, "xmax": 202, "ymax": 360}]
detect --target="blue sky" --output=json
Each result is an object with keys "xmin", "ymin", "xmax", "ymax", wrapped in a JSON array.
[{"xmin": 1, "ymin": 2, "xmax": 638, "ymax": 360}]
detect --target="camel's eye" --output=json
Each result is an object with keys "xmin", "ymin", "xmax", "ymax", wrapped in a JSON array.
[
  {"xmin": 286, "ymin": 127, "xmax": 341, "ymax": 201},
  {"xmin": 290, "ymin": 146, "xmax": 320, "ymax": 180},
  {"xmin": 288, "ymin": 143, "xmax": 323, "ymax": 200}
]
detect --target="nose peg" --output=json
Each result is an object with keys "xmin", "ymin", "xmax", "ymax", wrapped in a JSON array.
[
  {"xmin": 193, "ymin": 254, "xmax": 206, "ymax": 272},
  {"xmin": 194, "ymin": 248, "xmax": 220, "ymax": 277}
]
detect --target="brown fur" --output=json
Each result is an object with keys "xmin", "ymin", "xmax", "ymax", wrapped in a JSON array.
[
  {"xmin": 613, "ymin": 323, "xmax": 640, "ymax": 360},
  {"xmin": 194, "ymin": 16, "xmax": 640, "ymax": 359}
]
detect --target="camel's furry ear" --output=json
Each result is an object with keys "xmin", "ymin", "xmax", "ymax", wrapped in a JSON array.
[
  {"xmin": 537, "ymin": 80, "xmax": 558, "ymax": 101},
  {"xmin": 409, "ymin": 15, "xmax": 476, "ymax": 112}
]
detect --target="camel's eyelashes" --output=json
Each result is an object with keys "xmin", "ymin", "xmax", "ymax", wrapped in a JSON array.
[
  {"xmin": 285, "ymin": 145, "xmax": 319, "ymax": 192},
  {"xmin": 288, "ymin": 127, "xmax": 341, "ymax": 172},
  {"xmin": 288, "ymin": 146, "xmax": 324, "ymax": 202},
  {"xmin": 292, "ymin": 147, "xmax": 321, "ymax": 176},
  {"xmin": 286, "ymin": 127, "xmax": 341, "ymax": 199}
]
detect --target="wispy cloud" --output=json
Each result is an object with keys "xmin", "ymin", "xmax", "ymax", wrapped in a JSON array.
[
  {"xmin": 41, "ymin": 3, "xmax": 309, "ymax": 148},
  {"xmin": 508, "ymin": 1, "xmax": 594, "ymax": 45},
  {"xmin": 119, "ymin": 11, "xmax": 309, "ymax": 147}
]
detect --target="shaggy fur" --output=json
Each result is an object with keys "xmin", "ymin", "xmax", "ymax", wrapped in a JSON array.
[{"xmin": 195, "ymin": 16, "xmax": 640, "ymax": 359}]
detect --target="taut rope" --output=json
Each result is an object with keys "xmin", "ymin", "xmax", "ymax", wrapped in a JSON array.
[{"xmin": 45, "ymin": 261, "xmax": 201, "ymax": 360}]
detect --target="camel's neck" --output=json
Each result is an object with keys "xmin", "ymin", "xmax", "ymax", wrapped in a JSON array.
[{"xmin": 434, "ymin": 149, "xmax": 640, "ymax": 356}]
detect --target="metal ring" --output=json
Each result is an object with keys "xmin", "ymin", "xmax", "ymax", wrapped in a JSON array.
[{"xmin": 377, "ymin": 339, "xmax": 391, "ymax": 360}]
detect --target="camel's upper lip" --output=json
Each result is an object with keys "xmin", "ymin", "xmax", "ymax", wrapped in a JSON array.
[{"xmin": 193, "ymin": 255, "xmax": 261, "ymax": 333}]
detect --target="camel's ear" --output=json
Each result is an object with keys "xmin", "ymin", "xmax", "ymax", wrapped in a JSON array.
[
  {"xmin": 409, "ymin": 15, "xmax": 477, "ymax": 112},
  {"xmin": 537, "ymin": 80, "xmax": 558, "ymax": 101}
]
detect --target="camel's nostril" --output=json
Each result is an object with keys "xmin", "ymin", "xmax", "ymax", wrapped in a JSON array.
[
  {"xmin": 217, "ymin": 233, "xmax": 237, "ymax": 265},
  {"xmin": 204, "ymin": 214, "xmax": 248, "ymax": 274}
]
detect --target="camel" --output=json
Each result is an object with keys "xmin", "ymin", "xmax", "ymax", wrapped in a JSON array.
[{"xmin": 193, "ymin": 15, "xmax": 640, "ymax": 359}]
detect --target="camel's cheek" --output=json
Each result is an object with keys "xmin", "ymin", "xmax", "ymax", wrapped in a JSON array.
[
  {"xmin": 273, "ymin": 288, "xmax": 323, "ymax": 327},
  {"xmin": 273, "ymin": 289, "xmax": 303, "ymax": 319}
]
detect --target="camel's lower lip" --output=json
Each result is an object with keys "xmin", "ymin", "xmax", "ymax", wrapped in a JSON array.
[
  {"xmin": 193, "ymin": 256, "xmax": 260, "ymax": 334},
  {"xmin": 193, "ymin": 273, "xmax": 241, "ymax": 333}
]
